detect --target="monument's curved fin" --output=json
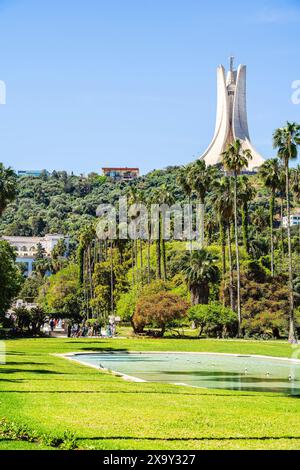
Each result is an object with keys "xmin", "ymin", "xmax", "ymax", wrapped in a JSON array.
[
  {"xmin": 242, "ymin": 138, "xmax": 266, "ymax": 171},
  {"xmin": 200, "ymin": 65, "xmax": 228, "ymax": 166},
  {"xmin": 233, "ymin": 65, "xmax": 250, "ymax": 141}
]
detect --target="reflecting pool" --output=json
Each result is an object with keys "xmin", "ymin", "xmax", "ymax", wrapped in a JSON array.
[{"xmin": 69, "ymin": 352, "xmax": 300, "ymax": 395}]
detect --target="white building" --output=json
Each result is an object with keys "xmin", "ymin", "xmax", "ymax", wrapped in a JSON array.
[
  {"xmin": 200, "ymin": 57, "xmax": 265, "ymax": 172},
  {"xmin": 1, "ymin": 233, "xmax": 68, "ymax": 275},
  {"xmin": 282, "ymin": 214, "xmax": 300, "ymax": 228}
]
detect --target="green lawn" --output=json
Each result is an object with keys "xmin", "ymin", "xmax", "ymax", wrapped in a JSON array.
[{"xmin": 0, "ymin": 336, "xmax": 300, "ymax": 450}]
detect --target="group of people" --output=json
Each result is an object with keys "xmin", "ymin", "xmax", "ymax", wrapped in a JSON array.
[
  {"xmin": 69, "ymin": 323, "xmax": 101, "ymax": 337},
  {"xmin": 47, "ymin": 318, "xmax": 117, "ymax": 338},
  {"xmin": 49, "ymin": 318, "xmax": 64, "ymax": 331}
]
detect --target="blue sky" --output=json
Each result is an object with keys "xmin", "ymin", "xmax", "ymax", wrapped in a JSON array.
[{"xmin": 0, "ymin": 0, "xmax": 299, "ymax": 175}]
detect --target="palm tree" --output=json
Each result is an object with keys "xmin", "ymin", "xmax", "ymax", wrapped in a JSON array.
[
  {"xmin": 238, "ymin": 175, "xmax": 256, "ymax": 255},
  {"xmin": 78, "ymin": 225, "xmax": 96, "ymax": 318},
  {"xmin": 188, "ymin": 160, "xmax": 218, "ymax": 248},
  {"xmin": 127, "ymin": 186, "xmax": 139, "ymax": 284},
  {"xmin": 259, "ymin": 158, "xmax": 282, "ymax": 276},
  {"xmin": 150, "ymin": 187, "xmax": 162, "ymax": 279},
  {"xmin": 291, "ymin": 165, "xmax": 300, "ymax": 256},
  {"xmin": 273, "ymin": 122, "xmax": 300, "ymax": 342},
  {"xmin": 211, "ymin": 176, "xmax": 235, "ymax": 310},
  {"xmin": 221, "ymin": 139, "xmax": 252, "ymax": 336},
  {"xmin": 205, "ymin": 212, "xmax": 218, "ymax": 245},
  {"xmin": 291, "ymin": 165, "xmax": 300, "ymax": 196},
  {"xmin": 277, "ymin": 167, "xmax": 287, "ymax": 268},
  {"xmin": 0, "ymin": 164, "xmax": 17, "ymax": 216},
  {"xmin": 181, "ymin": 249, "xmax": 219, "ymax": 305},
  {"xmin": 177, "ymin": 165, "xmax": 193, "ymax": 249},
  {"xmin": 159, "ymin": 184, "xmax": 175, "ymax": 281}
]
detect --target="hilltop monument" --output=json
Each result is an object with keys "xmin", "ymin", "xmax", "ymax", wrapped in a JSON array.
[{"xmin": 200, "ymin": 58, "xmax": 265, "ymax": 171}]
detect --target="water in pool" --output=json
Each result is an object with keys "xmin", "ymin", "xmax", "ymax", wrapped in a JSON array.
[{"xmin": 70, "ymin": 352, "xmax": 300, "ymax": 395}]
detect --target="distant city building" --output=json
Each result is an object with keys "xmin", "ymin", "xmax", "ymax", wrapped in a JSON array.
[
  {"xmin": 17, "ymin": 170, "xmax": 48, "ymax": 178},
  {"xmin": 1, "ymin": 234, "xmax": 69, "ymax": 275},
  {"xmin": 282, "ymin": 214, "xmax": 300, "ymax": 228},
  {"xmin": 101, "ymin": 167, "xmax": 140, "ymax": 181}
]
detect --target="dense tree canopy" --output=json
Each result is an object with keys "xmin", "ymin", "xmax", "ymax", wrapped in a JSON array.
[{"xmin": 0, "ymin": 241, "xmax": 23, "ymax": 320}]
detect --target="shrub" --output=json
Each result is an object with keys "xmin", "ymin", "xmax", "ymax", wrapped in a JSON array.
[
  {"xmin": 242, "ymin": 311, "xmax": 285, "ymax": 339},
  {"xmin": 116, "ymin": 280, "xmax": 169, "ymax": 323},
  {"xmin": 188, "ymin": 302, "xmax": 237, "ymax": 338},
  {"xmin": 132, "ymin": 291, "xmax": 188, "ymax": 336},
  {"xmin": 13, "ymin": 307, "xmax": 31, "ymax": 332},
  {"xmin": 115, "ymin": 286, "xmax": 139, "ymax": 322}
]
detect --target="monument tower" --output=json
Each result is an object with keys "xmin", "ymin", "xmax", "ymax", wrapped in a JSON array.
[{"xmin": 200, "ymin": 58, "xmax": 264, "ymax": 171}]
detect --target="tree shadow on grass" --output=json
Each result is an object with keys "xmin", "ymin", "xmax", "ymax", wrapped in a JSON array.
[
  {"xmin": 66, "ymin": 345, "xmax": 129, "ymax": 351},
  {"xmin": 0, "ymin": 368, "xmax": 66, "ymax": 375},
  {"xmin": 78, "ymin": 435, "xmax": 300, "ymax": 442},
  {"xmin": 0, "ymin": 378, "xmax": 23, "ymax": 383},
  {"xmin": 1, "ymin": 362, "xmax": 52, "ymax": 366},
  {"xmin": 4, "ymin": 352, "xmax": 25, "ymax": 356}
]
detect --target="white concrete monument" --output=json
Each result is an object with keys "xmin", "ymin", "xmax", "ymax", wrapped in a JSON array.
[{"xmin": 200, "ymin": 58, "xmax": 265, "ymax": 171}]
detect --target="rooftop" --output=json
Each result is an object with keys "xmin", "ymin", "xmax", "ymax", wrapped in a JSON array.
[{"xmin": 102, "ymin": 167, "xmax": 139, "ymax": 171}]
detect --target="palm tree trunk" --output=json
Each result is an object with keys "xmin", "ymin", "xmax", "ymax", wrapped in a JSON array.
[
  {"xmin": 199, "ymin": 199, "xmax": 205, "ymax": 248},
  {"xmin": 156, "ymin": 215, "xmax": 161, "ymax": 279},
  {"xmin": 134, "ymin": 239, "xmax": 138, "ymax": 283},
  {"xmin": 285, "ymin": 161, "xmax": 296, "ymax": 341},
  {"xmin": 131, "ymin": 240, "xmax": 135, "ymax": 286},
  {"xmin": 147, "ymin": 235, "xmax": 151, "ymax": 284},
  {"xmin": 162, "ymin": 239, "xmax": 167, "ymax": 281},
  {"xmin": 140, "ymin": 240, "xmax": 144, "ymax": 285},
  {"xmin": 233, "ymin": 173, "xmax": 242, "ymax": 336},
  {"xmin": 88, "ymin": 245, "xmax": 93, "ymax": 318},
  {"xmin": 227, "ymin": 223, "xmax": 234, "ymax": 312},
  {"xmin": 83, "ymin": 251, "xmax": 89, "ymax": 318},
  {"xmin": 270, "ymin": 192, "xmax": 275, "ymax": 277},
  {"xmin": 160, "ymin": 210, "xmax": 167, "ymax": 281},
  {"xmin": 188, "ymin": 195, "xmax": 193, "ymax": 251},
  {"xmin": 220, "ymin": 218, "xmax": 226, "ymax": 276},
  {"xmin": 280, "ymin": 197, "xmax": 285, "ymax": 268},
  {"xmin": 220, "ymin": 219, "xmax": 226, "ymax": 306},
  {"xmin": 241, "ymin": 202, "xmax": 249, "ymax": 254},
  {"xmin": 110, "ymin": 240, "xmax": 114, "ymax": 317}
]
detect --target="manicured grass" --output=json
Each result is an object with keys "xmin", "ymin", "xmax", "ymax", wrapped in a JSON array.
[{"xmin": 0, "ymin": 336, "xmax": 300, "ymax": 450}]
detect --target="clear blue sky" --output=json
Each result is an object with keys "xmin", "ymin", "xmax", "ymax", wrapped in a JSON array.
[{"xmin": 0, "ymin": 0, "xmax": 299, "ymax": 175}]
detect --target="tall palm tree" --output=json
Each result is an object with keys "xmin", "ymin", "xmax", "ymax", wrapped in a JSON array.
[
  {"xmin": 127, "ymin": 186, "xmax": 139, "ymax": 284},
  {"xmin": 188, "ymin": 160, "xmax": 218, "ymax": 248},
  {"xmin": 0, "ymin": 164, "xmax": 17, "ymax": 216},
  {"xmin": 278, "ymin": 167, "xmax": 287, "ymax": 268},
  {"xmin": 78, "ymin": 225, "xmax": 96, "ymax": 318},
  {"xmin": 291, "ymin": 165, "xmax": 300, "ymax": 197},
  {"xmin": 273, "ymin": 122, "xmax": 300, "ymax": 342},
  {"xmin": 291, "ymin": 165, "xmax": 300, "ymax": 255},
  {"xmin": 181, "ymin": 249, "xmax": 219, "ymax": 305},
  {"xmin": 211, "ymin": 176, "xmax": 235, "ymax": 310},
  {"xmin": 221, "ymin": 139, "xmax": 252, "ymax": 336},
  {"xmin": 251, "ymin": 206, "xmax": 269, "ymax": 233},
  {"xmin": 238, "ymin": 175, "xmax": 256, "ymax": 255},
  {"xmin": 159, "ymin": 184, "xmax": 175, "ymax": 281},
  {"xmin": 177, "ymin": 165, "xmax": 193, "ymax": 249},
  {"xmin": 259, "ymin": 158, "xmax": 282, "ymax": 276},
  {"xmin": 205, "ymin": 212, "xmax": 218, "ymax": 245},
  {"xmin": 150, "ymin": 188, "xmax": 162, "ymax": 279}
]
